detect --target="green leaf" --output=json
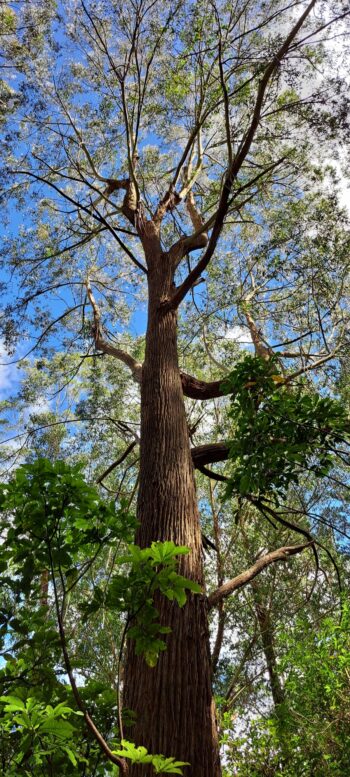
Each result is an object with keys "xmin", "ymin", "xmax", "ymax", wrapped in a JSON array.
[
  {"xmin": 0, "ymin": 695, "xmax": 25, "ymax": 710},
  {"xmin": 113, "ymin": 740, "xmax": 153, "ymax": 764},
  {"xmin": 152, "ymin": 754, "xmax": 190, "ymax": 774},
  {"xmin": 39, "ymin": 718, "xmax": 75, "ymax": 738},
  {"xmin": 62, "ymin": 746, "xmax": 78, "ymax": 766}
]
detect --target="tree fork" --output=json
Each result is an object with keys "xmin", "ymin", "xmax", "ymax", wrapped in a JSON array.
[{"xmin": 123, "ymin": 252, "xmax": 221, "ymax": 776}]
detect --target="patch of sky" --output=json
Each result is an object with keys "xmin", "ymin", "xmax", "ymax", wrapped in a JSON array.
[{"xmin": 0, "ymin": 339, "xmax": 24, "ymax": 402}]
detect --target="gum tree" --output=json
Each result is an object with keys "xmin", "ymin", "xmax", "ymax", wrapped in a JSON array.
[{"xmin": 1, "ymin": 1, "xmax": 350, "ymax": 774}]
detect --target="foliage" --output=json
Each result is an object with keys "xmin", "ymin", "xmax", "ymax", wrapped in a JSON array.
[
  {"xmin": 84, "ymin": 540, "xmax": 201, "ymax": 667},
  {"xmin": 0, "ymin": 459, "xmax": 200, "ymax": 773},
  {"xmin": 222, "ymin": 356, "xmax": 349, "ymax": 502},
  {"xmin": 0, "ymin": 457, "xmax": 136, "ymax": 601},
  {"xmin": 113, "ymin": 740, "xmax": 189, "ymax": 773},
  {"xmin": 224, "ymin": 605, "xmax": 350, "ymax": 776},
  {"xmin": 0, "ymin": 696, "xmax": 84, "ymax": 775}
]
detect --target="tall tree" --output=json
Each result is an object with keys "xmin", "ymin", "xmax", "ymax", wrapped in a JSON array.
[{"xmin": 1, "ymin": 1, "xmax": 350, "ymax": 774}]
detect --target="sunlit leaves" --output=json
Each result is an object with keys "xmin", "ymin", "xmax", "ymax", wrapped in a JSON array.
[
  {"xmin": 85, "ymin": 540, "xmax": 201, "ymax": 666},
  {"xmin": 0, "ymin": 696, "xmax": 85, "ymax": 774},
  {"xmin": 0, "ymin": 461, "xmax": 200, "ymax": 770},
  {"xmin": 222, "ymin": 355, "xmax": 349, "ymax": 501},
  {"xmin": 113, "ymin": 740, "xmax": 189, "ymax": 773},
  {"xmin": 0, "ymin": 460, "xmax": 201, "ymax": 670}
]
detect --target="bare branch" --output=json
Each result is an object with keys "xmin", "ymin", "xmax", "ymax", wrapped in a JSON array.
[
  {"xmin": 48, "ymin": 543, "xmax": 128, "ymax": 775},
  {"xmin": 165, "ymin": 0, "xmax": 318, "ymax": 308},
  {"xmin": 96, "ymin": 441, "xmax": 137, "ymax": 484},
  {"xmin": 212, "ymin": 2, "xmax": 233, "ymax": 166},
  {"xmin": 196, "ymin": 464, "xmax": 228, "ymax": 482},
  {"xmin": 191, "ymin": 441, "xmax": 230, "ymax": 468},
  {"xmin": 243, "ymin": 305, "xmax": 274, "ymax": 361},
  {"xmin": 180, "ymin": 372, "xmax": 226, "ymax": 400},
  {"xmin": 284, "ymin": 347, "xmax": 341, "ymax": 383},
  {"xmin": 86, "ymin": 279, "xmax": 142, "ymax": 381},
  {"xmin": 207, "ymin": 543, "xmax": 311, "ymax": 609},
  {"xmin": 179, "ymin": 153, "xmax": 209, "ymax": 253}
]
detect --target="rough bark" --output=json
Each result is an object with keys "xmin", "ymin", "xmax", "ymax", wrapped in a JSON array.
[{"xmin": 123, "ymin": 246, "xmax": 221, "ymax": 776}]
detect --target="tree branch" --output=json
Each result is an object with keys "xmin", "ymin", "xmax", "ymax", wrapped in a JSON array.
[
  {"xmin": 170, "ymin": 156, "xmax": 287, "ymax": 264},
  {"xmin": 244, "ymin": 305, "xmax": 273, "ymax": 361},
  {"xmin": 86, "ymin": 279, "xmax": 142, "ymax": 382},
  {"xmin": 16, "ymin": 169, "xmax": 147, "ymax": 274},
  {"xmin": 48, "ymin": 543, "xmax": 128, "ymax": 774},
  {"xmin": 85, "ymin": 290, "xmax": 238, "ymax": 394},
  {"xmin": 165, "ymin": 0, "xmax": 318, "ymax": 309},
  {"xmin": 284, "ymin": 347, "xmax": 341, "ymax": 383},
  {"xmin": 96, "ymin": 441, "xmax": 137, "ymax": 484},
  {"xmin": 180, "ymin": 372, "xmax": 226, "ymax": 399},
  {"xmin": 196, "ymin": 464, "xmax": 228, "ymax": 482},
  {"xmin": 207, "ymin": 543, "xmax": 311, "ymax": 609},
  {"xmin": 191, "ymin": 441, "xmax": 230, "ymax": 468}
]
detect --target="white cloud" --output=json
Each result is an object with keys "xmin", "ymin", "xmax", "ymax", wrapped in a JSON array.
[
  {"xmin": 325, "ymin": 159, "xmax": 350, "ymax": 216},
  {"xmin": 225, "ymin": 326, "xmax": 253, "ymax": 345},
  {"xmin": 24, "ymin": 398, "xmax": 51, "ymax": 417},
  {"xmin": 339, "ymin": 180, "xmax": 350, "ymax": 215}
]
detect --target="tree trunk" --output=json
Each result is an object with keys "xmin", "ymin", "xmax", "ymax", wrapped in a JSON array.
[
  {"xmin": 123, "ymin": 250, "xmax": 221, "ymax": 776},
  {"xmin": 251, "ymin": 583, "xmax": 285, "ymax": 709},
  {"xmin": 241, "ymin": 521, "xmax": 285, "ymax": 710}
]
